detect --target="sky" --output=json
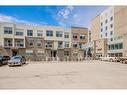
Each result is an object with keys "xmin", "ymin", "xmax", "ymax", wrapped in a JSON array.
[{"xmin": 0, "ymin": 6, "xmax": 108, "ymax": 28}]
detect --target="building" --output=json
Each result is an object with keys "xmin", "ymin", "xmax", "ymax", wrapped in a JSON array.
[
  {"xmin": 91, "ymin": 6, "xmax": 127, "ymax": 58},
  {"xmin": 71, "ymin": 27, "xmax": 88, "ymax": 61},
  {"xmin": 0, "ymin": 22, "xmax": 88, "ymax": 61}
]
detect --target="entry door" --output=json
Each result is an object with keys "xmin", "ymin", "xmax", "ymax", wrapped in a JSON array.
[
  {"xmin": 51, "ymin": 50, "xmax": 57, "ymax": 57},
  {"xmin": 12, "ymin": 50, "xmax": 18, "ymax": 56}
]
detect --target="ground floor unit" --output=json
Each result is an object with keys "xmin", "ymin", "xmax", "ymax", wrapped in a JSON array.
[
  {"xmin": 92, "ymin": 36, "xmax": 127, "ymax": 58},
  {"xmin": 0, "ymin": 46, "xmax": 86, "ymax": 61}
]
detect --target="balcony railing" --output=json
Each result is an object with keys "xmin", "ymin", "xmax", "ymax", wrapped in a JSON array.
[
  {"xmin": 45, "ymin": 44, "xmax": 52, "ymax": 48},
  {"xmin": 15, "ymin": 43, "xmax": 24, "ymax": 48},
  {"xmin": 58, "ymin": 45, "xmax": 63, "ymax": 48},
  {"xmin": 4, "ymin": 42, "xmax": 13, "ymax": 47}
]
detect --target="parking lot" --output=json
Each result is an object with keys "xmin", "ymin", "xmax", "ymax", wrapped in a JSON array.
[{"xmin": 0, "ymin": 60, "xmax": 127, "ymax": 89}]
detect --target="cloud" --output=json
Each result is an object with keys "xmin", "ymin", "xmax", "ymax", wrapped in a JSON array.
[
  {"xmin": 56, "ymin": 6, "xmax": 88, "ymax": 28},
  {"xmin": 0, "ymin": 13, "xmax": 47, "ymax": 26},
  {"xmin": 57, "ymin": 6, "xmax": 74, "ymax": 19},
  {"xmin": 56, "ymin": 6, "xmax": 75, "ymax": 26}
]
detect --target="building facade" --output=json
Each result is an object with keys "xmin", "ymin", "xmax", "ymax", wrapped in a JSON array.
[
  {"xmin": 0, "ymin": 22, "xmax": 88, "ymax": 61},
  {"xmin": 91, "ymin": 6, "xmax": 127, "ymax": 58},
  {"xmin": 71, "ymin": 27, "xmax": 88, "ymax": 61}
]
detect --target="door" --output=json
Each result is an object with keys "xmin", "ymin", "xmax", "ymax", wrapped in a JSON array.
[{"xmin": 12, "ymin": 49, "xmax": 18, "ymax": 56}]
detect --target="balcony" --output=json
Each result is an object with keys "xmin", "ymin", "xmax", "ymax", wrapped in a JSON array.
[
  {"xmin": 4, "ymin": 42, "xmax": 13, "ymax": 47},
  {"xmin": 15, "ymin": 43, "xmax": 24, "ymax": 48},
  {"xmin": 45, "ymin": 44, "xmax": 53, "ymax": 48},
  {"xmin": 58, "ymin": 45, "xmax": 63, "ymax": 49}
]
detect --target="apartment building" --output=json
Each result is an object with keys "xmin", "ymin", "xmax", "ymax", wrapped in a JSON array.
[
  {"xmin": 91, "ymin": 6, "xmax": 127, "ymax": 58},
  {"xmin": 0, "ymin": 22, "xmax": 88, "ymax": 61},
  {"xmin": 71, "ymin": 27, "xmax": 88, "ymax": 61}
]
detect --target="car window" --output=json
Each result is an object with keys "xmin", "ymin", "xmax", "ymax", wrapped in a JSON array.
[
  {"xmin": 0, "ymin": 56, "xmax": 3, "ymax": 59},
  {"xmin": 11, "ymin": 56, "xmax": 21, "ymax": 60}
]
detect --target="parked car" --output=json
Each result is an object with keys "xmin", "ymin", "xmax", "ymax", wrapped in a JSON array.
[
  {"xmin": 8, "ymin": 55, "xmax": 26, "ymax": 67},
  {"xmin": 120, "ymin": 57, "xmax": 127, "ymax": 64},
  {"xmin": 99, "ymin": 56, "xmax": 116, "ymax": 62},
  {"xmin": 0, "ymin": 55, "xmax": 10, "ymax": 66}
]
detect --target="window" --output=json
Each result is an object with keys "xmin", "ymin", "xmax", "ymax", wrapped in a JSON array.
[
  {"xmin": 110, "ymin": 31, "xmax": 113, "ymax": 35},
  {"xmin": 110, "ymin": 24, "xmax": 113, "ymax": 28},
  {"xmin": 4, "ymin": 38, "xmax": 13, "ymax": 46},
  {"xmin": 15, "ymin": 29, "xmax": 24, "ymax": 36},
  {"xmin": 108, "ymin": 45, "xmax": 111, "ymax": 50},
  {"xmin": 4, "ymin": 27, "xmax": 12, "ymax": 34},
  {"xmin": 80, "ymin": 34, "xmax": 85, "ymax": 40},
  {"xmin": 37, "ymin": 30, "xmax": 43, "ymax": 37},
  {"xmin": 56, "ymin": 31, "xmax": 63, "ymax": 37},
  {"xmin": 45, "ymin": 41, "xmax": 52, "ymax": 48},
  {"xmin": 101, "ymin": 22, "xmax": 103, "ymax": 26},
  {"xmin": 105, "ymin": 26, "xmax": 108, "ymax": 30},
  {"xmin": 64, "ymin": 51, "xmax": 69, "ymax": 56},
  {"xmin": 111, "ymin": 44, "xmax": 114, "ymax": 50},
  {"xmin": 79, "ymin": 43, "xmax": 82, "ymax": 48},
  {"xmin": 73, "ymin": 43, "xmax": 78, "ymax": 48},
  {"xmin": 64, "ymin": 32, "xmax": 69, "ymax": 38},
  {"xmin": 73, "ymin": 33, "xmax": 78, "ymax": 39},
  {"xmin": 29, "ymin": 39, "xmax": 33, "ymax": 46},
  {"xmin": 15, "ymin": 39, "xmax": 24, "ymax": 47},
  {"xmin": 110, "ymin": 16, "xmax": 113, "ymax": 21},
  {"xmin": 46, "ymin": 30, "xmax": 53, "ymax": 36},
  {"xmin": 27, "ymin": 30, "xmax": 33, "ymax": 36},
  {"xmin": 119, "ymin": 43, "xmax": 123, "ymax": 49},
  {"xmin": 101, "ymin": 34, "xmax": 103, "ymax": 38},
  {"xmin": 115, "ymin": 44, "xmax": 119, "ymax": 49},
  {"xmin": 105, "ymin": 33, "xmax": 107, "ymax": 37},
  {"xmin": 110, "ymin": 38, "xmax": 113, "ymax": 41},
  {"xmin": 101, "ymin": 28, "xmax": 103, "ymax": 32},
  {"xmin": 64, "ymin": 41, "xmax": 69, "ymax": 48},
  {"xmin": 105, "ymin": 19, "xmax": 108, "ymax": 24},
  {"xmin": 58, "ymin": 41, "xmax": 63, "ymax": 48},
  {"xmin": 35, "ymin": 39, "xmax": 42, "ymax": 47}
]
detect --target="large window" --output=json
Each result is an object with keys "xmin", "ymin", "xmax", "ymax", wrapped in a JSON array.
[
  {"xmin": 27, "ymin": 30, "xmax": 33, "ymax": 36},
  {"xmin": 4, "ymin": 27, "xmax": 12, "ymax": 34},
  {"xmin": 56, "ymin": 31, "xmax": 63, "ymax": 37},
  {"xmin": 64, "ymin": 41, "xmax": 69, "ymax": 48},
  {"xmin": 64, "ymin": 51, "xmax": 69, "ymax": 56},
  {"xmin": 4, "ymin": 38, "xmax": 13, "ymax": 46},
  {"xmin": 15, "ymin": 39, "xmax": 24, "ymax": 47},
  {"xmin": 37, "ymin": 30, "xmax": 43, "ymax": 37},
  {"xmin": 64, "ymin": 32, "xmax": 69, "ymax": 38},
  {"xmin": 109, "ymin": 43, "xmax": 123, "ymax": 50},
  {"xmin": 46, "ymin": 30, "xmax": 53, "ymax": 37},
  {"xmin": 15, "ymin": 29, "xmax": 24, "ymax": 36}
]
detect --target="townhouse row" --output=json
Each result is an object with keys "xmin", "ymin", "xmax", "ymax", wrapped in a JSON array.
[
  {"xmin": 0, "ymin": 22, "xmax": 88, "ymax": 61},
  {"xmin": 91, "ymin": 6, "xmax": 127, "ymax": 58}
]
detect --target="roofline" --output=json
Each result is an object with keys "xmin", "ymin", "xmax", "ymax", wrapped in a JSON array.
[
  {"xmin": 90, "ymin": 6, "xmax": 112, "ymax": 22},
  {"xmin": 71, "ymin": 26, "xmax": 88, "ymax": 29}
]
